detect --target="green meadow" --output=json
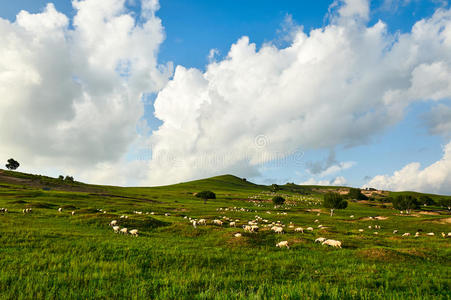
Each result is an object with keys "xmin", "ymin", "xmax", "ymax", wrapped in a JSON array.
[{"xmin": 0, "ymin": 170, "xmax": 450, "ymax": 299}]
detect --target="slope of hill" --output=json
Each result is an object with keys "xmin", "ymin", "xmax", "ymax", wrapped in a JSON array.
[{"xmin": 0, "ymin": 169, "xmax": 449, "ymax": 299}]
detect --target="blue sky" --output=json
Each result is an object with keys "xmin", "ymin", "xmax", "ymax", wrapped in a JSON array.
[{"xmin": 1, "ymin": 0, "xmax": 450, "ymax": 193}]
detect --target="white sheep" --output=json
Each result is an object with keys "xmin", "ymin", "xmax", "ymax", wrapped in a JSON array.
[
  {"xmin": 213, "ymin": 219, "xmax": 223, "ymax": 226},
  {"xmin": 110, "ymin": 220, "xmax": 118, "ymax": 226},
  {"xmin": 350, "ymin": 215, "xmax": 354, "ymax": 218},
  {"xmin": 272, "ymin": 226, "xmax": 284, "ymax": 234},
  {"xmin": 315, "ymin": 237, "xmax": 327, "ymax": 243},
  {"xmin": 276, "ymin": 241, "xmax": 289, "ymax": 249},
  {"xmin": 112, "ymin": 226, "xmax": 120, "ymax": 233},
  {"xmin": 129, "ymin": 229, "xmax": 139, "ymax": 237},
  {"xmin": 198, "ymin": 219, "xmax": 207, "ymax": 225},
  {"xmin": 374, "ymin": 232, "xmax": 379, "ymax": 235},
  {"xmin": 71, "ymin": 211, "xmax": 75, "ymax": 216},
  {"xmin": 415, "ymin": 232, "xmax": 420, "ymax": 237},
  {"xmin": 393, "ymin": 230, "xmax": 398, "ymax": 234},
  {"xmin": 243, "ymin": 225, "xmax": 252, "ymax": 232},
  {"xmin": 426, "ymin": 232, "xmax": 435, "ymax": 236},
  {"xmin": 306, "ymin": 227, "xmax": 314, "ymax": 231},
  {"xmin": 58, "ymin": 208, "xmax": 62, "ymax": 212},
  {"xmin": 358, "ymin": 229, "xmax": 364, "ymax": 232},
  {"xmin": 250, "ymin": 225, "xmax": 259, "ymax": 232},
  {"xmin": 322, "ymin": 239, "xmax": 342, "ymax": 248},
  {"xmin": 234, "ymin": 233, "xmax": 242, "ymax": 237},
  {"xmin": 192, "ymin": 220, "xmax": 197, "ymax": 228},
  {"xmin": 229, "ymin": 221, "xmax": 236, "ymax": 227},
  {"xmin": 402, "ymin": 232, "xmax": 410, "ymax": 237},
  {"xmin": 294, "ymin": 227, "xmax": 304, "ymax": 233},
  {"xmin": 120, "ymin": 228, "xmax": 128, "ymax": 234},
  {"xmin": 314, "ymin": 219, "xmax": 319, "ymax": 223}
]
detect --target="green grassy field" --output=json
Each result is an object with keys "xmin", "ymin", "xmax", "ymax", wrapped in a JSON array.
[{"xmin": 0, "ymin": 170, "xmax": 450, "ymax": 299}]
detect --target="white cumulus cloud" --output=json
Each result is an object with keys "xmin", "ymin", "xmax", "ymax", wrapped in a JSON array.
[
  {"xmin": 0, "ymin": 0, "xmax": 171, "ymax": 184},
  {"xmin": 364, "ymin": 141, "xmax": 451, "ymax": 194},
  {"xmin": 145, "ymin": 1, "xmax": 451, "ymax": 185},
  {"xmin": 300, "ymin": 176, "xmax": 348, "ymax": 186}
]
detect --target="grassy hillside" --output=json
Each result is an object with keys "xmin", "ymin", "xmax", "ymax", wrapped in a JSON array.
[{"xmin": 0, "ymin": 170, "xmax": 450, "ymax": 299}]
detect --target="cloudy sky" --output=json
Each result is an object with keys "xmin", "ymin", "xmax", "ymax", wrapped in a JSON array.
[{"xmin": 1, "ymin": 0, "xmax": 451, "ymax": 194}]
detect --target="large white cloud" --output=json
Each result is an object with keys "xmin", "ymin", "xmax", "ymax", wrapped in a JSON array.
[
  {"xmin": 0, "ymin": 0, "xmax": 170, "ymax": 182},
  {"xmin": 145, "ymin": 0, "xmax": 451, "ymax": 185},
  {"xmin": 364, "ymin": 141, "xmax": 451, "ymax": 194}
]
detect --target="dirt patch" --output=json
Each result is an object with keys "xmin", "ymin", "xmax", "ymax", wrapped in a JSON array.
[
  {"xmin": 431, "ymin": 217, "xmax": 451, "ymax": 224},
  {"xmin": 359, "ymin": 216, "xmax": 388, "ymax": 221},
  {"xmin": 419, "ymin": 211, "xmax": 441, "ymax": 216},
  {"xmin": 357, "ymin": 248, "xmax": 402, "ymax": 262}
]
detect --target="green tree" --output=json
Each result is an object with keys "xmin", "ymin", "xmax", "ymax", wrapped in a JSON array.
[
  {"xmin": 418, "ymin": 195, "xmax": 435, "ymax": 206},
  {"xmin": 323, "ymin": 192, "xmax": 348, "ymax": 216},
  {"xmin": 272, "ymin": 196, "xmax": 285, "ymax": 205},
  {"xmin": 271, "ymin": 184, "xmax": 280, "ymax": 192},
  {"xmin": 347, "ymin": 188, "xmax": 368, "ymax": 200},
  {"xmin": 196, "ymin": 191, "xmax": 216, "ymax": 204},
  {"xmin": 438, "ymin": 198, "xmax": 451, "ymax": 211},
  {"xmin": 64, "ymin": 176, "xmax": 74, "ymax": 182},
  {"xmin": 5, "ymin": 158, "xmax": 19, "ymax": 170},
  {"xmin": 391, "ymin": 195, "xmax": 419, "ymax": 214}
]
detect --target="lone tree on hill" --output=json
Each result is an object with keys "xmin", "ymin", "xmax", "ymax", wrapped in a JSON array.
[
  {"xmin": 196, "ymin": 191, "xmax": 216, "ymax": 204},
  {"xmin": 272, "ymin": 196, "xmax": 285, "ymax": 205},
  {"xmin": 391, "ymin": 195, "xmax": 419, "ymax": 214},
  {"xmin": 323, "ymin": 192, "xmax": 348, "ymax": 216},
  {"xmin": 5, "ymin": 158, "xmax": 19, "ymax": 170}
]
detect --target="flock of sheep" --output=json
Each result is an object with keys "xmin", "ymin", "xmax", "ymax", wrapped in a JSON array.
[{"xmin": 2, "ymin": 197, "xmax": 450, "ymax": 249}]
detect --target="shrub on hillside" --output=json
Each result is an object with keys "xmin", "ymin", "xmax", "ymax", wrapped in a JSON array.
[
  {"xmin": 196, "ymin": 191, "xmax": 216, "ymax": 204},
  {"xmin": 323, "ymin": 192, "xmax": 348, "ymax": 216},
  {"xmin": 347, "ymin": 188, "xmax": 368, "ymax": 200},
  {"xmin": 272, "ymin": 196, "xmax": 285, "ymax": 205},
  {"xmin": 391, "ymin": 195, "xmax": 419, "ymax": 214}
]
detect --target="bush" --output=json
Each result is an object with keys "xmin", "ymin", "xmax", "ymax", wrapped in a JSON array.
[
  {"xmin": 271, "ymin": 184, "xmax": 280, "ymax": 192},
  {"xmin": 323, "ymin": 192, "xmax": 348, "ymax": 216},
  {"xmin": 5, "ymin": 158, "xmax": 19, "ymax": 170},
  {"xmin": 64, "ymin": 176, "xmax": 74, "ymax": 182},
  {"xmin": 195, "ymin": 191, "xmax": 216, "ymax": 204},
  {"xmin": 391, "ymin": 195, "xmax": 419, "ymax": 214},
  {"xmin": 347, "ymin": 188, "xmax": 368, "ymax": 200},
  {"xmin": 272, "ymin": 196, "xmax": 285, "ymax": 205},
  {"xmin": 418, "ymin": 195, "xmax": 435, "ymax": 206}
]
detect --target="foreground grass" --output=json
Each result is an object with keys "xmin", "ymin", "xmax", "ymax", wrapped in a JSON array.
[{"xmin": 0, "ymin": 173, "xmax": 450, "ymax": 299}]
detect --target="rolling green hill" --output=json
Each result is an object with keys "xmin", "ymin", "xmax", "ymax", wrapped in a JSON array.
[{"xmin": 0, "ymin": 169, "xmax": 450, "ymax": 299}]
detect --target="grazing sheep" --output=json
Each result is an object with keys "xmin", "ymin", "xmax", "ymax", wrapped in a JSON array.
[
  {"xmin": 112, "ymin": 226, "xmax": 120, "ymax": 233},
  {"xmin": 120, "ymin": 228, "xmax": 128, "ymax": 234},
  {"xmin": 272, "ymin": 226, "xmax": 284, "ymax": 234},
  {"xmin": 368, "ymin": 226, "xmax": 372, "ymax": 229},
  {"xmin": 71, "ymin": 211, "xmax": 75, "ymax": 216},
  {"xmin": 402, "ymin": 232, "xmax": 410, "ymax": 237},
  {"xmin": 426, "ymin": 232, "xmax": 435, "ymax": 236},
  {"xmin": 165, "ymin": 213, "xmax": 170, "ymax": 216},
  {"xmin": 276, "ymin": 241, "xmax": 289, "ymax": 249},
  {"xmin": 129, "ymin": 229, "xmax": 139, "ymax": 237},
  {"xmin": 250, "ymin": 225, "xmax": 259, "ymax": 232},
  {"xmin": 374, "ymin": 232, "xmax": 379, "ymax": 235},
  {"xmin": 58, "ymin": 208, "xmax": 62, "ymax": 212},
  {"xmin": 110, "ymin": 220, "xmax": 118, "ymax": 227},
  {"xmin": 415, "ymin": 232, "xmax": 420, "ymax": 237},
  {"xmin": 192, "ymin": 220, "xmax": 197, "ymax": 228},
  {"xmin": 358, "ymin": 229, "xmax": 364, "ymax": 232},
  {"xmin": 441, "ymin": 232, "xmax": 445, "ymax": 238},
  {"xmin": 315, "ymin": 237, "xmax": 327, "ymax": 243},
  {"xmin": 448, "ymin": 232, "xmax": 451, "ymax": 237},
  {"xmin": 350, "ymin": 215, "xmax": 354, "ymax": 218},
  {"xmin": 322, "ymin": 239, "xmax": 342, "ymax": 248},
  {"xmin": 229, "ymin": 222, "xmax": 236, "ymax": 227},
  {"xmin": 243, "ymin": 225, "xmax": 252, "ymax": 232},
  {"xmin": 306, "ymin": 227, "xmax": 314, "ymax": 231},
  {"xmin": 234, "ymin": 233, "xmax": 242, "ymax": 237},
  {"xmin": 393, "ymin": 230, "xmax": 398, "ymax": 234},
  {"xmin": 314, "ymin": 219, "xmax": 319, "ymax": 223},
  {"xmin": 213, "ymin": 219, "xmax": 223, "ymax": 226},
  {"xmin": 197, "ymin": 219, "xmax": 206, "ymax": 225},
  {"xmin": 294, "ymin": 227, "xmax": 304, "ymax": 233}
]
